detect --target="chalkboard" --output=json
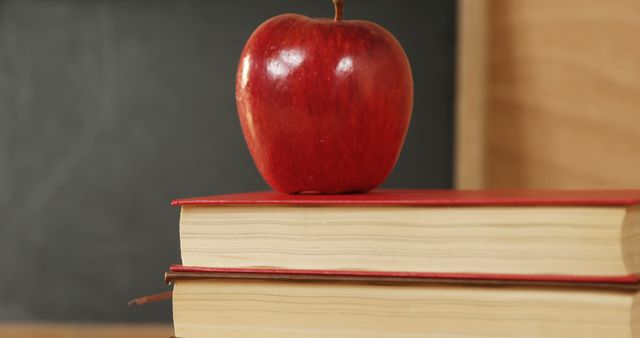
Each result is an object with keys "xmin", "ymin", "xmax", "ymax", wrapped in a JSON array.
[{"xmin": 0, "ymin": 0, "xmax": 455, "ymax": 322}]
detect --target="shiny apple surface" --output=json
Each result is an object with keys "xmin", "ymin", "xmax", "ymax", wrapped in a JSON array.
[{"xmin": 236, "ymin": 14, "xmax": 413, "ymax": 193}]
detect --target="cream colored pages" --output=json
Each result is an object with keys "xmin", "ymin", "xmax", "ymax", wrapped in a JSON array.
[
  {"xmin": 179, "ymin": 206, "xmax": 630, "ymax": 275},
  {"xmin": 173, "ymin": 280, "xmax": 636, "ymax": 338}
]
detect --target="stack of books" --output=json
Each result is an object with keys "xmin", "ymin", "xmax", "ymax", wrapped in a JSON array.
[{"xmin": 166, "ymin": 190, "xmax": 640, "ymax": 337}]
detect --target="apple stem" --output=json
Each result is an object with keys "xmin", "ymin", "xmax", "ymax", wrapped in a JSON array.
[{"xmin": 333, "ymin": 0, "xmax": 344, "ymax": 21}]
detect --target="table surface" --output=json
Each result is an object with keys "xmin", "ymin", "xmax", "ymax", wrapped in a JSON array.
[{"xmin": 0, "ymin": 324, "xmax": 173, "ymax": 337}]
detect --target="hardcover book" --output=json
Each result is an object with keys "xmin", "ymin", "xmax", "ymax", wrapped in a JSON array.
[
  {"xmin": 168, "ymin": 265, "xmax": 640, "ymax": 338},
  {"xmin": 173, "ymin": 190, "xmax": 640, "ymax": 277}
]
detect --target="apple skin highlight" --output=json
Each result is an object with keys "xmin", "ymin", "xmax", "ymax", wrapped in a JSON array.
[{"xmin": 236, "ymin": 10, "xmax": 413, "ymax": 194}]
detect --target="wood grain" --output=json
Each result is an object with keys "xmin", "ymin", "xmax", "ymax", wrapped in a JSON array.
[
  {"xmin": 0, "ymin": 324, "xmax": 173, "ymax": 338},
  {"xmin": 456, "ymin": 0, "xmax": 640, "ymax": 188}
]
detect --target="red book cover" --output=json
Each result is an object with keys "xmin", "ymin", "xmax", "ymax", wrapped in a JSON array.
[
  {"xmin": 167, "ymin": 265, "xmax": 640, "ymax": 289},
  {"xmin": 172, "ymin": 189, "xmax": 640, "ymax": 207}
]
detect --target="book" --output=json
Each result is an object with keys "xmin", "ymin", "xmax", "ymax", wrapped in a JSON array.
[
  {"xmin": 167, "ymin": 266, "xmax": 640, "ymax": 338},
  {"xmin": 173, "ymin": 189, "xmax": 640, "ymax": 277}
]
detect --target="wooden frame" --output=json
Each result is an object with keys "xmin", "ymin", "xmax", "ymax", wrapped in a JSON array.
[{"xmin": 454, "ymin": 0, "xmax": 488, "ymax": 189}]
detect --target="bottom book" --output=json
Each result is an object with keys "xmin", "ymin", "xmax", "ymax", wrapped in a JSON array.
[{"xmin": 168, "ymin": 268, "xmax": 640, "ymax": 338}]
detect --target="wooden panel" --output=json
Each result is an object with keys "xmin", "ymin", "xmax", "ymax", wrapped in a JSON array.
[
  {"xmin": 0, "ymin": 324, "xmax": 173, "ymax": 338},
  {"xmin": 456, "ymin": 0, "xmax": 640, "ymax": 188}
]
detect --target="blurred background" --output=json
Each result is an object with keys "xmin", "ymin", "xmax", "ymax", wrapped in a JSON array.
[
  {"xmin": 2, "ymin": 0, "xmax": 640, "ymax": 334},
  {"xmin": 455, "ymin": 0, "xmax": 640, "ymax": 190},
  {"xmin": 0, "ymin": 0, "xmax": 455, "ymax": 325}
]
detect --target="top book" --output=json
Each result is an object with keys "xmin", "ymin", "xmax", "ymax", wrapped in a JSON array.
[{"xmin": 173, "ymin": 190, "xmax": 640, "ymax": 279}]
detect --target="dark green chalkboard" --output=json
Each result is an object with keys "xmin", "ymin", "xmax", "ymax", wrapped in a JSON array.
[{"xmin": 0, "ymin": 0, "xmax": 455, "ymax": 321}]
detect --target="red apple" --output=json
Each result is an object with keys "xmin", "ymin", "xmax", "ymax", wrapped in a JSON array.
[{"xmin": 236, "ymin": 0, "xmax": 413, "ymax": 193}]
